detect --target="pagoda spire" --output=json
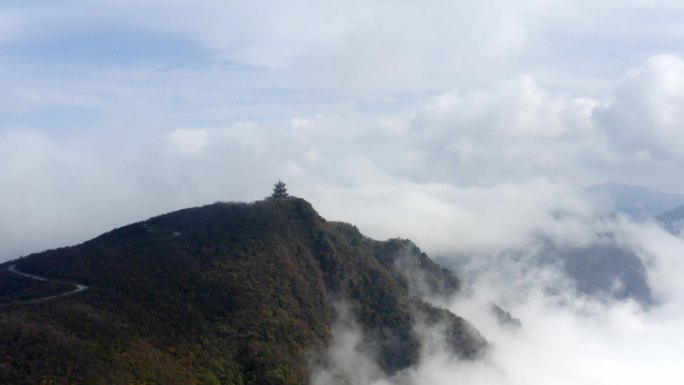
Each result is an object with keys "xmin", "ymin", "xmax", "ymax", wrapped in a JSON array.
[{"xmin": 272, "ymin": 180, "xmax": 288, "ymax": 198}]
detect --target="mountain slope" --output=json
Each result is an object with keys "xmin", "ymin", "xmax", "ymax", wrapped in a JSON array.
[
  {"xmin": 556, "ymin": 244, "xmax": 652, "ymax": 305},
  {"xmin": 0, "ymin": 197, "xmax": 484, "ymax": 385},
  {"xmin": 656, "ymin": 204, "xmax": 684, "ymax": 233}
]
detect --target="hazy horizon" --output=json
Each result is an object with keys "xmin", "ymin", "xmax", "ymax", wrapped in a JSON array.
[{"xmin": 4, "ymin": 1, "xmax": 684, "ymax": 261}]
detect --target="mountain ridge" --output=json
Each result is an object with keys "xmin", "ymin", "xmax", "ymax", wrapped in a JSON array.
[
  {"xmin": 587, "ymin": 182, "xmax": 684, "ymax": 219},
  {"xmin": 0, "ymin": 196, "xmax": 484, "ymax": 385}
]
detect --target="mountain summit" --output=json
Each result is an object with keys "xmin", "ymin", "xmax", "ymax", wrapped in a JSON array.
[{"xmin": 0, "ymin": 197, "xmax": 484, "ymax": 385}]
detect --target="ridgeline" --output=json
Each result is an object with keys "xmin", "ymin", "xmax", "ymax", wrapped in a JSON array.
[{"xmin": 0, "ymin": 196, "xmax": 484, "ymax": 385}]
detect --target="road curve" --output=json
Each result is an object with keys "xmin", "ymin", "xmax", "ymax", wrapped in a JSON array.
[
  {"xmin": 6, "ymin": 264, "xmax": 89, "ymax": 304},
  {"xmin": 4, "ymin": 228, "xmax": 180, "ymax": 305}
]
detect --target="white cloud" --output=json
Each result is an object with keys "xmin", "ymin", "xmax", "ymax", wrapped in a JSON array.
[
  {"xmin": 5, "ymin": 54, "xmax": 684, "ymax": 261},
  {"xmin": 418, "ymin": 76, "xmax": 598, "ymax": 140},
  {"xmin": 309, "ymin": 178, "xmax": 597, "ymax": 255},
  {"xmin": 427, "ymin": 219, "xmax": 684, "ymax": 385},
  {"xmin": 5, "ymin": 53, "xmax": 684, "ymax": 264},
  {"xmin": 0, "ymin": 129, "xmax": 136, "ymax": 261},
  {"xmin": 594, "ymin": 55, "xmax": 684, "ymax": 159},
  {"xmin": 309, "ymin": 212, "xmax": 684, "ymax": 385},
  {"xmin": 168, "ymin": 128, "xmax": 210, "ymax": 155},
  {"xmin": 310, "ymin": 303, "xmax": 390, "ymax": 385}
]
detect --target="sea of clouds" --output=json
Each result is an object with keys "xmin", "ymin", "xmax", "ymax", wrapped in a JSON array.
[{"xmin": 310, "ymin": 185, "xmax": 684, "ymax": 384}]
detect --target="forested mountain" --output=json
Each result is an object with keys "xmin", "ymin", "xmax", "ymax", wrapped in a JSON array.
[{"xmin": 0, "ymin": 197, "xmax": 484, "ymax": 385}]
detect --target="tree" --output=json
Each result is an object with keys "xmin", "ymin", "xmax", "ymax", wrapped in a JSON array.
[{"xmin": 272, "ymin": 181, "xmax": 288, "ymax": 198}]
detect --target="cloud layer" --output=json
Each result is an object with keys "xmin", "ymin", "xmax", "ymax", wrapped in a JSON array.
[
  {"xmin": 310, "ymin": 208, "xmax": 684, "ymax": 385},
  {"xmin": 4, "ymin": 53, "xmax": 684, "ymax": 259}
]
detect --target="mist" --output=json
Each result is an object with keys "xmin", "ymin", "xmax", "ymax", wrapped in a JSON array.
[{"xmin": 310, "ymin": 188, "xmax": 684, "ymax": 385}]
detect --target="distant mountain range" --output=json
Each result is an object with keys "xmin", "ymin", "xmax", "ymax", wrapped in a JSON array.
[
  {"xmin": 587, "ymin": 182, "xmax": 684, "ymax": 219},
  {"xmin": 588, "ymin": 181, "xmax": 684, "ymax": 234},
  {"xmin": 657, "ymin": 205, "xmax": 684, "ymax": 233},
  {"xmin": 531, "ymin": 182, "xmax": 684, "ymax": 306},
  {"xmin": 437, "ymin": 182, "xmax": 681, "ymax": 309},
  {"xmin": 0, "ymin": 197, "xmax": 484, "ymax": 385},
  {"xmin": 532, "ymin": 181, "xmax": 684, "ymax": 306}
]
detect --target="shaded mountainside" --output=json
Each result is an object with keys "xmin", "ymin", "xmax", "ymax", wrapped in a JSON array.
[
  {"xmin": 556, "ymin": 244, "xmax": 652, "ymax": 305},
  {"xmin": 0, "ymin": 197, "xmax": 484, "ymax": 385},
  {"xmin": 656, "ymin": 204, "xmax": 684, "ymax": 234}
]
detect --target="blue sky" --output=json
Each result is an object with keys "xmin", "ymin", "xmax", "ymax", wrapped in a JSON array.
[{"xmin": 4, "ymin": 1, "xmax": 684, "ymax": 260}]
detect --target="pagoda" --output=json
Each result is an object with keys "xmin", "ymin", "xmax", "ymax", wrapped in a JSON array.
[{"xmin": 272, "ymin": 181, "xmax": 288, "ymax": 198}]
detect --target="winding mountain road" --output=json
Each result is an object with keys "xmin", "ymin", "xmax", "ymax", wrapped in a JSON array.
[
  {"xmin": 4, "ymin": 227, "xmax": 181, "ymax": 305},
  {"xmin": 7, "ymin": 264, "xmax": 89, "ymax": 304}
]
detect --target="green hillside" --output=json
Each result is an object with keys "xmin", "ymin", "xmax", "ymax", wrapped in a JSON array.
[{"xmin": 0, "ymin": 197, "xmax": 484, "ymax": 385}]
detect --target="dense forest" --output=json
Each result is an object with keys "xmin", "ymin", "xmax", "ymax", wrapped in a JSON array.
[{"xmin": 0, "ymin": 197, "xmax": 484, "ymax": 385}]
